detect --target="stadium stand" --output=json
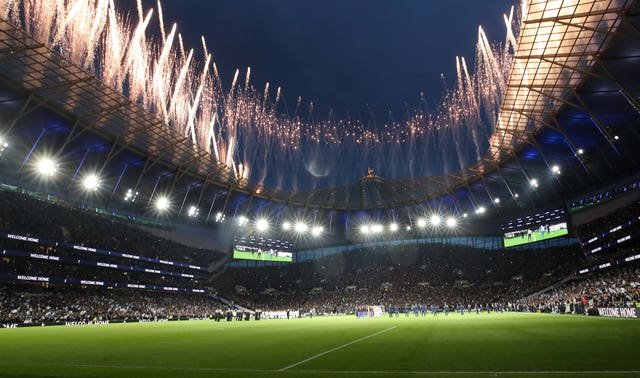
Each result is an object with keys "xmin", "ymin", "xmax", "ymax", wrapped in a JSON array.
[
  {"xmin": 0, "ymin": 283, "xmax": 223, "ymax": 323},
  {"xmin": 0, "ymin": 188, "xmax": 226, "ymax": 268},
  {"xmin": 575, "ymin": 199, "xmax": 640, "ymax": 244},
  {"xmin": 214, "ymin": 244, "xmax": 585, "ymax": 314},
  {"xmin": 2, "ymin": 184, "xmax": 640, "ymax": 323},
  {"xmin": 527, "ymin": 263, "xmax": 640, "ymax": 314}
]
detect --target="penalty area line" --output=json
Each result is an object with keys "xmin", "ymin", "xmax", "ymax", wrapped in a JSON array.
[{"xmin": 278, "ymin": 325, "xmax": 397, "ymax": 371}]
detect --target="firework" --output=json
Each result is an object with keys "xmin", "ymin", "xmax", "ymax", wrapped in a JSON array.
[{"xmin": 0, "ymin": 0, "xmax": 519, "ymax": 190}]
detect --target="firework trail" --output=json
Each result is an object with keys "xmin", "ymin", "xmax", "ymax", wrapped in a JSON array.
[{"xmin": 0, "ymin": 0, "xmax": 520, "ymax": 191}]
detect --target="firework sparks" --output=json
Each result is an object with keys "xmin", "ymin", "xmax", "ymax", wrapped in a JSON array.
[{"xmin": 0, "ymin": 0, "xmax": 520, "ymax": 190}]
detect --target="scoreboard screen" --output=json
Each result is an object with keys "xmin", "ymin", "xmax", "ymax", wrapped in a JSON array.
[
  {"xmin": 233, "ymin": 235, "xmax": 294, "ymax": 263},
  {"xmin": 501, "ymin": 208, "xmax": 569, "ymax": 248}
]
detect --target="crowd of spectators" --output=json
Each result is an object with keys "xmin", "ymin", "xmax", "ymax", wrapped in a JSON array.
[
  {"xmin": 2, "ymin": 187, "xmax": 640, "ymax": 324},
  {"xmin": 0, "ymin": 256, "xmax": 204, "ymax": 288},
  {"xmin": 3, "ymin": 256, "xmax": 637, "ymax": 323},
  {"xmin": 214, "ymin": 244, "xmax": 585, "ymax": 314},
  {"xmin": 575, "ymin": 199, "xmax": 640, "ymax": 242},
  {"xmin": 0, "ymin": 283, "xmax": 222, "ymax": 323},
  {"xmin": 0, "ymin": 188, "xmax": 225, "ymax": 267},
  {"xmin": 526, "ymin": 262, "xmax": 640, "ymax": 313},
  {"xmin": 0, "ymin": 188, "xmax": 228, "ymax": 295}
]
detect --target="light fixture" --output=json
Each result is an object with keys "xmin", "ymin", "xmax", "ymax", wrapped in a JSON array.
[
  {"xmin": 36, "ymin": 157, "xmax": 57, "ymax": 177},
  {"xmin": 124, "ymin": 188, "xmax": 138, "ymax": 202},
  {"xmin": 0, "ymin": 137, "xmax": 7, "ymax": 155},
  {"xmin": 82, "ymin": 174, "xmax": 100, "ymax": 191},
  {"xmin": 187, "ymin": 206, "xmax": 199, "ymax": 217},
  {"xmin": 295, "ymin": 222, "xmax": 308, "ymax": 233},
  {"xmin": 155, "ymin": 196, "xmax": 170, "ymax": 211},
  {"xmin": 446, "ymin": 217, "xmax": 457, "ymax": 228},
  {"xmin": 255, "ymin": 218, "xmax": 269, "ymax": 232}
]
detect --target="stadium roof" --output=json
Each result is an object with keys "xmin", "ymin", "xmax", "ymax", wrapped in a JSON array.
[{"xmin": 1, "ymin": 0, "xmax": 640, "ymax": 219}]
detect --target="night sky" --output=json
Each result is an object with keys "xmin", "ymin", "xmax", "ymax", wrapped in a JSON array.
[
  {"xmin": 131, "ymin": 0, "xmax": 517, "ymax": 189},
  {"xmin": 139, "ymin": 0, "xmax": 514, "ymax": 119}
]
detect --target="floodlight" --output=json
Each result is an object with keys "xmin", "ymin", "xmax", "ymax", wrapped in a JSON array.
[
  {"xmin": 462, "ymin": 213, "xmax": 468, "ymax": 218},
  {"xmin": 255, "ymin": 218, "xmax": 269, "ymax": 232},
  {"xmin": 530, "ymin": 178, "xmax": 539, "ymax": 188},
  {"xmin": 577, "ymin": 148, "xmax": 584, "ymax": 155},
  {"xmin": 371, "ymin": 224, "xmax": 383, "ymax": 233},
  {"xmin": 295, "ymin": 222, "xmax": 308, "ymax": 233},
  {"xmin": 552, "ymin": 165, "xmax": 561, "ymax": 175},
  {"xmin": 187, "ymin": 206, "xmax": 199, "ymax": 217},
  {"xmin": 215, "ymin": 212, "xmax": 225, "ymax": 222},
  {"xmin": 446, "ymin": 217, "xmax": 457, "ymax": 228},
  {"xmin": 360, "ymin": 225, "xmax": 370, "ymax": 234},
  {"xmin": 430, "ymin": 215, "xmax": 441, "ymax": 226},
  {"xmin": 124, "ymin": 188, "xmax": 138, "ymax": 202},
  {"xmin": 389, "ymin": 223, "xmax": 399, "ymax": 232},
  {"xmin": 514, "ymin": 193, "xmax": 519, "ymax": 198},
  {"xmin": 0, "ymin": 137, "xmax": 7, "ymax": 155},
  {"xmin": 311, "ymin": 226, "xmax": 323, "ymax": 237},
  {"xmin": 494, "ymin": 197, "xmax": 500, "ymax": 204},
  {"xmin": 417, "ymin": 218, "xmax": 427, "ymax": 228},
  {"xmin": 614, "ymin": 135, "xmax": 619, "ymax": 140},
  {"xmin": 155, "ymin": 196, "xmax": 170, "ymax": 211},
  {"xmin": 475, "ymin": 206, "xmax": 486, "ymax": 214},
  {"xmin": 237, "ymin": 215, "xmax": 248, "ymax": 226},
  {"xmin": 82, "ymin": 174, "xmax": 100, "ymax": 191},
  {"xmin": 282, "ymin": 221, "xmax": 291, "ymax": 231},
  {"xmin": 36, "ymin": 157, "xmax": 57, "ymax": 177}
]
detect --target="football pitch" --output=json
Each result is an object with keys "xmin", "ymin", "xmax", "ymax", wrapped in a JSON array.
[{"xmin": 0, "ymin": 313, "xmax": 639, "ymax": 378}]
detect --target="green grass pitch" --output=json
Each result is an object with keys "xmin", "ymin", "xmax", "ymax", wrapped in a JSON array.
[
  {"xmin": 0, "ymin": 313, "xmax": 639, "ymax": 378},
  {"xmin": 233, "ymin": 249, "xmax": 293, "ymax": 262}
]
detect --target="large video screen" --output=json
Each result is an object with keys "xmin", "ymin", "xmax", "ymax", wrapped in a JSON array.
[
  {"xmin": 501, "ymin": 208, "xmax": 569, "ymax": 248},
  {"xmin": 233, "ymin": 236, "xmax": 294, "ymax": 263}
]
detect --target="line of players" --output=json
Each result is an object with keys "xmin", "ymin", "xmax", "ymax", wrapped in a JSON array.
[
  {"xmin": 211, "ymin": 308, "xmax": 262, "ymax": 322},
  {"xmin": 385, "ymin": 303, "xmax": 510, "ymax": 317},
  {"xmin": 212, "ymin": 304, "xmax": 513, "ymax": 322}
]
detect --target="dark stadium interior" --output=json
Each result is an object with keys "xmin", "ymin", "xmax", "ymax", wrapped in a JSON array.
[{"xmin": 1, "ymin": 0, "xmax": 640, "ymax": 376}]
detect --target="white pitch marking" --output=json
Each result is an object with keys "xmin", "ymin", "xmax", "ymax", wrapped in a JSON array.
[{"xmin": 278, "ymin": 326, "xmax": 397, "ymax": 371}]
